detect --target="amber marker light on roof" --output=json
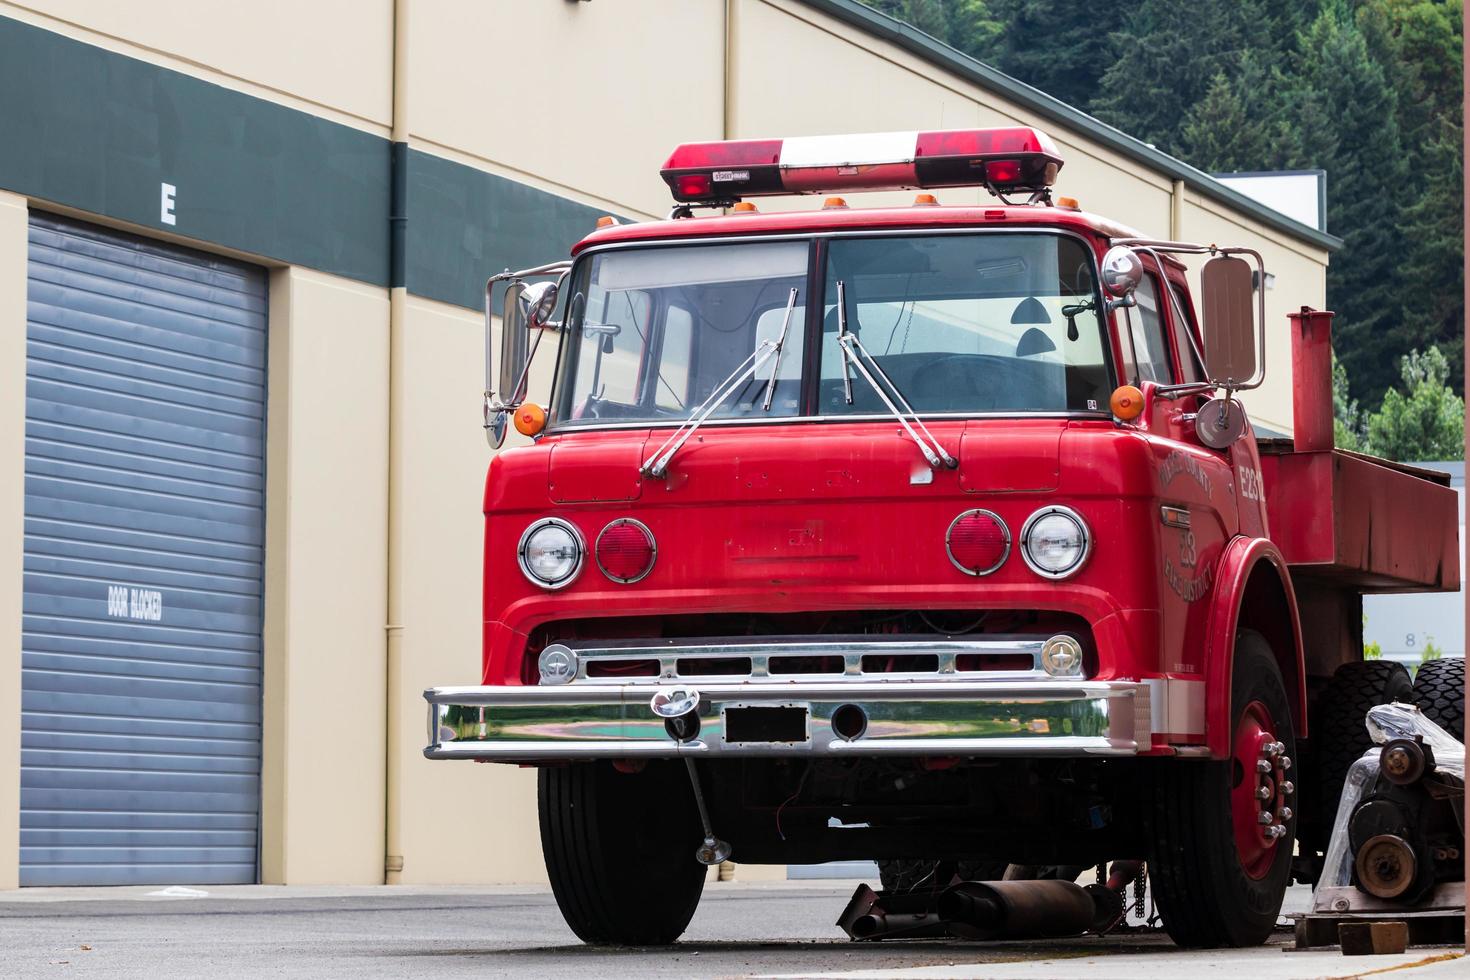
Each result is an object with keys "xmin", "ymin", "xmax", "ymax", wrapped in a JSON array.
[
  {"xmin": 822, "ymin": 196, "xmax": 849, "ymax": 209},
  {"xmin": 1056, "ymin": 196, "xmax": 1080, "ymax": 210},
  {"xmin": 731, "ymin": 201, "xmax": 759, "ymax": 213},
  {"xmin": 1110, "ymin": 385, "xmax": 1145, "ymax": 421},
  {"xmin": 595, "ymin": 215, "xmax": 619, "ymax": 229},
  {"xmin": 913, "ymin": 193, "xmax": 939, "ymax": 206}
]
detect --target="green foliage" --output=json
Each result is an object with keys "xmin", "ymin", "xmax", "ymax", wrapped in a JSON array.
[
  {"xmin": 1333, "ymin": 353, "xmax": 1364, "ymax": 451},
  {"xmin": 981, "ymin": 1, "xmax": 1110, "ymax": 110},
  {"xmin": 1420, "ymin": 638, "xmax": 1443, "ymax": 663},
  {"xmin": 856, "ymin": 0, "xmax": 1465, "ymax": 410},
  {"xmin": 1363, "ymin": 640, "xmax": 1383, "ymax": 660},
  {"xmin": 1364, "ymin": 346, "xmax": 1466, "ymax": 460}
]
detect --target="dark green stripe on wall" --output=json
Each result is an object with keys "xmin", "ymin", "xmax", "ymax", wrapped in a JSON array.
[
  {"xmin": 0, "ymin": 15, "xmax": 608, "ymax": 310},
  {"xmin": 0, "ymin": 16, "xmax": 391, "ymax": 287},
  {"xmin": 404, "ymin": 149, "xmax": 615, "ymax": 311}
]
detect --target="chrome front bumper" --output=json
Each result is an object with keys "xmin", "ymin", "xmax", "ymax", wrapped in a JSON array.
[{"xmin": 423, "ymin": 678, "xmax": 1153, "ymax": 761}]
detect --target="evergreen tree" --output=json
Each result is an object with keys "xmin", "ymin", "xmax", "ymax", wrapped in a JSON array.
[
  {"xmin": 982, "ymin": 1, "xmax": 1111, "ymax": 108},
  {"xmin": 1092, "ymin": 0, "xmax": 1275, "ymax": 155},
  {"xmin": 1364, "ymin": 347, "xmax": 1465, "ymax": 460},
  {"xmin": 1359, "ymin": 0, "xmax": 1465, "ymax": 392},
  {"xmin": 1292, "ymin": 4, "xmax": 1411, "ymax": 402},
  {"xmin": 1181, "ymin": 75, "xmax": 1262, "ymax": 172}
]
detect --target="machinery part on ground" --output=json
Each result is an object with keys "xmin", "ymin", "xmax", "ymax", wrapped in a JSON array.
[
  {"xmin": 1345, "ymin": 727, "xmax": 1462, "ymax": 906},
  {"xmin": 1302, "ymin": 660, "xmax": 1413, "ymax": 862},
  {"xmin": 937, "ymin": 879, "xmax": 1097, "ymax": 940},
  {"xmin": 1411, "ymin": 658, "xmax": 1464, "ymax": 742},
  {"xmin": 1083, "ymin": 860, "xmax": 1146, "ymax": 934},
  {"xmin": 1148, "ymin": 631, "xmax": 1297, "ymax": 947},
  {"xmin": 837, "ymin": 884, "xmax": 950, "ymax": 941},
  {"xmin": 538, "ymin": 761, "xmax": 707, "ymax": 945},
  {"xmin": 1379, "ymin": 738, "xmax": 1434, "ymax": 787},
  {"xmin": 876, "ymin": 859, "xmax": 1009, "ymax": 893},
  {"xmin": 1353, "ymin": 833, "xmax": 1418, "ymax": 899}
]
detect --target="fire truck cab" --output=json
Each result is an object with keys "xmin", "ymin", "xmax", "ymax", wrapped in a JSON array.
[{"xmin": 423, "ymin": 128, "xmax": 1461, "ymax": 948}]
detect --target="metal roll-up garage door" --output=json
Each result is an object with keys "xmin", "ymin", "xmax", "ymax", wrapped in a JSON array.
[{"xmin": 21, "ymin": 213, "xmax": 267, "ymax": 886}]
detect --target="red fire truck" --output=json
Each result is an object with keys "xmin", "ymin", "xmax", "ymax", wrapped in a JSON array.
[{"xmin": 424, "ymin": 128, "xmax": 1461, "ymax": 948}]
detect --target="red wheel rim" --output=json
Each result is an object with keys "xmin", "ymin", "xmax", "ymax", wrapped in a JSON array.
[{"xmin": 1231, "ymin": 699, "xmax": 1289, "ymax": 880}]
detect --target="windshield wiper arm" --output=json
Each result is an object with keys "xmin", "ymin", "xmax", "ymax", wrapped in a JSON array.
[
  {"xmin": 761, "ymin": 288, "xmax": 800, "ymax": 412},
  {"xmin": 642, "ymin": 288, "xmax": 799, "ymax": 479},
  {"xmin": 835, "ymin": 280, "xmax": 957, "ymax": 470},
  {"xmin": 641, "ymin": 340, "xmax": 778, "ymax": 479}
]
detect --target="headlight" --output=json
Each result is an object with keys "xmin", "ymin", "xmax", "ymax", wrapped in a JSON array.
[
  {"xmin": 518, "ymin": 518, "xmax": 584, "ymax": 589},
  {"xmin": 1020, "ymin": 506, "xmax": 1090, "ymax": 579}
]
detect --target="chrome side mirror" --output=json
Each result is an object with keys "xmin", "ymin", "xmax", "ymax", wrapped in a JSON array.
[
  {"xmin": 1201, "ymin": 255, "xmax": 1256, "ymax": 387},
  {"xmin": 1101, "ymin": 246, "xmax": 1143, "ymax": 305},
  {"xmin": 520, "ymin": 280, "xmax": 560, "ymax": 330}
]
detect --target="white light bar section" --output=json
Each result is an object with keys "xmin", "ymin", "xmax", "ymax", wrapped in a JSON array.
[{"xmin": 779, "ymin": 131, "xmax": 919, "ymax": 168}]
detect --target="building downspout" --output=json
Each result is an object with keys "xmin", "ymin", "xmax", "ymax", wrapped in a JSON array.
[
  {"xmin": 1170, "ymin": 179, "xmax": 1184, "ymax": 241},
  {"xmin": 384, "ymin": 0, "xmax": 409, "ymax": 886},
  {"xmin": 723, "ymin": 0, "xmax": 736, "ymax": 140}
]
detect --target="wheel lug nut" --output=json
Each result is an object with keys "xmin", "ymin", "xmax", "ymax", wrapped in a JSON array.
[
  {"xmin": 1266, "ymin": 824, "xmax": 1287, "ymax": 839},
  {"xmin": 1257, "ymin": 811, "xmax": 1273, "ymax": 825},
  {"xmin": 1255, "ymin": 785, "xmax": 1272, "ymax": 800},
  {"xmin": 1279, "ymin": 806, "xmax": 1293, "ymax": 821},
  {"xmin": 1280, "ymin": 780, "xmax": 1295, "ymax": 795},
  {"xmin": 1280, "ymin": 756, "xmax": 1292, "ymax": 770},
  {"xmin": 1256, "ymin": 759, "xmax": 1272, "ymax": 773}
]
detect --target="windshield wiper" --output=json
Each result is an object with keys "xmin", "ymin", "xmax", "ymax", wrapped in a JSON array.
[
  {"xmin": 641, "ymin": 288, "xmax": 799, "ymax": 479},
  {"xmin": 835, "ymin": 280, "xmax": 957, "ymax": 470}
]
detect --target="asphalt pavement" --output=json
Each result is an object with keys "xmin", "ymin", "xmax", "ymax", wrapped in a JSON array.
[{"xmin": 1, "ymin": 881, "xmax": 1464, "ymax": 979}]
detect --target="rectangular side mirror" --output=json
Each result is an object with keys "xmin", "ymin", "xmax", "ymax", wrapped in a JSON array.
[
  {"xmin": 499, "ymin": 281, "xmax": 531, "ymax": 404},
  {"xmin": 1201, "ymin": 255, "xmax": 1256, "ymax": 386}
]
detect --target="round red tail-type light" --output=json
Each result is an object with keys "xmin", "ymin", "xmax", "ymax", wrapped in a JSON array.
[
  {"xmin": 596, "ymin": 519, "xmax": 656, "ymax": 583},
  {"xmin": 946, "ymin": 509, "xmax": 1010, "ymax": 576}
]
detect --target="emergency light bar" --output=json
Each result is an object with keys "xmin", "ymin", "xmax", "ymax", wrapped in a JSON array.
[{"xmin": 660, "ymin": 128, "xmax": 1064, "ymax": 205}]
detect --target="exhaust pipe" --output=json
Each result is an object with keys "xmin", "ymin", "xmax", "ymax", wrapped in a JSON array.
[{"xmin": 938, "ymin": 879, "xmax": 1096, "ymax": 941}]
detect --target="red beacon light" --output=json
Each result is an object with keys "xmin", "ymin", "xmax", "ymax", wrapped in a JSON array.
[{"xmin": 659, "ymin": 127, "xmax": 1063, "ymax": 207}]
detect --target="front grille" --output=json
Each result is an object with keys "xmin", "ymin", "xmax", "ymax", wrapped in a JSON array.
[{"xmin": 544, "ymin": 634, "xmax": 1064, "ymax": 684}]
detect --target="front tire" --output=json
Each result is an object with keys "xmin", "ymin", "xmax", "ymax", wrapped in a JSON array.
[
  {"xmin": 1148, "ymin": 630, "xmax": 1297, "ymax": 947},
  {"xmin": 539, "ymin": 761, "xmax": 707, "ymax": 945}
]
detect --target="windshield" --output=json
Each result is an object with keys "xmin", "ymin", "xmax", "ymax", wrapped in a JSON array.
[
  {"xmin": 553, "ymin": 232, "xmax": 1110, "ymax": 427},
  {"xmin": 820, "ymin": 234, "xmax": 1110, "ymax": 414},
  {"xmin": 555, "ymin": 241, "xmax": 808, "ymax": 426}
]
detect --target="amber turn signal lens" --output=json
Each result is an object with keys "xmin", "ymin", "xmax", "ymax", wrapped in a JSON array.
[
  {"xmin": 913, "ymin": 193, "xmax": 939, "ymax": 206},
  {"xmin": 595, "ymin": 215, "xmax": 619, "ymax": 229},
  {"xmin": 731, "ymin": 201, "xmax": 758, "ymax": 213},
  {"xmin": 822, "ymin": 196, "xmax": 849, "ymax": 209},
  {"xmin": 1110, "ymin": 385, "xmax": 1145, "ymax": 420},
  {"xmin": 513, "ymin": 402, "xmax": 547, "ymax": 436},
  {"xmin": 1056, "ymin": 196, "xmax": 1080, "ymax": 210}
]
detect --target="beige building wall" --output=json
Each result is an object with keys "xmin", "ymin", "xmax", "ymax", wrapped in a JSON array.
[
  {"xmin": 0, "ymin": 190, "xmax": 27, "ymax": 890},
  {"xmin": 0, "ymin": 0, "xmax": 394, "ymax": 130},
  {"xmin": 385, "ymin": 297, "xmax": 547, "ymax": 885},
  {"xmin": 409, "ymin": 0, "xmax": 725, "ymax": 219},
  {"xmin": 261, "ymin": 268, "xmax": 391, "ymax": 884}
]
